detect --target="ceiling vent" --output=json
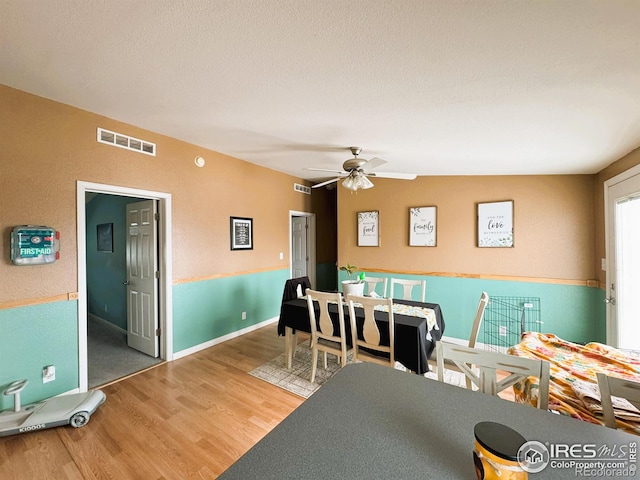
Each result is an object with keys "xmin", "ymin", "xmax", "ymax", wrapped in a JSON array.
[
  {"xmin": 294, "ymin": 183, "xmax": 311, "ymax": 195},
  {"xmin": 97, "ymin": 128, "xmax": 156, "ymax": 156}
]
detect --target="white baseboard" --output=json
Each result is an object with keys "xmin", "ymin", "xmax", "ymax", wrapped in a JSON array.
[
  {"xmin": 439, "ymin": 335, "xmax": 486, "ymax": 350},
  {"xmin": 88, "ymin": 313, "xmax": 127, "ymax": 335},
  {"xmin": 173, "ymin": 316, "xmax": 279, "ymax": 360}
]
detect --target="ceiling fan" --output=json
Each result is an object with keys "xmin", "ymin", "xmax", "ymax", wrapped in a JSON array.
[{"xmin": 307, "ymin": 147, "xmax": 417, "ymax": 191}]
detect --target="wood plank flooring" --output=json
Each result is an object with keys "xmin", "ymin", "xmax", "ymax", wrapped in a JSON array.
[
  {"xmin": 1, "ymin": 324, "xmax": 519, "ymax": 479},
  {"xmin": 0, "ymin": 324, "xmax": 304, "ymax": 480}
]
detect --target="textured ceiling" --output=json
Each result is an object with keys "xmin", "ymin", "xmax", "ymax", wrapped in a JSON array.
[{"xmin": 2, "ymin": 1, "xmax": 640, "ymax": 183}]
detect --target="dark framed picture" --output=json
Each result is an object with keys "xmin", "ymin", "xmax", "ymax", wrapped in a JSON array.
[
  {"xmin": 97, "ymin": 223, "xmax": 113, "ymax": 252},
  {"xmin": 230, "ymin": 217, "xmax": 253, "ymax": 250}
]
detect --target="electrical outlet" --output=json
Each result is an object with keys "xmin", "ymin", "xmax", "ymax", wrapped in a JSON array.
[
  {"xmin": 242, "ymin": 312, "xmax": 247, "ymax": 320},
  {"xmin": 279, "ymin": 252, "xmax": 284, "ymax": 260},
  {"xmin": 498, "ymin": 326, "xmax": 507, "ymax": 337},
  {"xmin": 43, "ymin": 365, "xmax": 55, "ymax": 383}
]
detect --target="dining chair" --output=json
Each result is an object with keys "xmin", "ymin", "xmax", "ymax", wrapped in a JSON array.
[
  {"xmin": 436, "ymin": 342, "xmax": 550, "ymax": 409},
  {"xmin": 278, "ymin": 276, "xmax": 313, "ymax": 361},
  {"xmin": 430, "ymin": 291, "xmax": 489, "ymax": 388},
  {"xmin": 596, "ymin": 372, "xmax": 640, "ymax": 429},
  {"xmin": 306, "ymin": 289, "xmax": 350, "ymax": 383},
  {"xmin": 346, "ymin": 294, "xmax": 395, "ymax": 368},
  {"xmin": 389, "ymin": 278, "xmax": 426, "ymax": 302},
  {"xmin": 363, "ymin": 276, "xmax": 388, "ymax": 297},
  {"xmin": 468, "ymin": 291, "xmax": 490, "ymax": 349}
]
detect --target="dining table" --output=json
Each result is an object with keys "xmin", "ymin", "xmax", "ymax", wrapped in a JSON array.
[
  {"xmin": 277, "ymin": 297, "xmax": 445, "ymax": 375},
  {"xmin": 219, "ymin": 363, "xmax": 639, "ymax": 479}
]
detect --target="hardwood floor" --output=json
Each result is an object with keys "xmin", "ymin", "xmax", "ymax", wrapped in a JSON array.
[
  {"xmin": 0, "ymin": 324, "xmax": 304, "ymax": 480},
  {"xmin": 1, "ymin": 325, "xmax": 520, "ymax": 479}
]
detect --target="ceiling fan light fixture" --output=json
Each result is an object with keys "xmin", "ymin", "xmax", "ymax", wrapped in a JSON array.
[
  {"xmin": 342, "ymin": 175, "xmax": 356, "ymax": 190},
  {"xmin": 342, "ymin": 171, "xmax": 374, "ymax": 191},
  {"xmin": 359, "ymin": 174, "xmax": 374, "ymax": 189}
]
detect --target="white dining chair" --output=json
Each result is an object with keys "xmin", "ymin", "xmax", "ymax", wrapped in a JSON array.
[
  {"xmin": 306, "ymin": 289, "xmax": 351, "ymax": 383},
  {"xmin": 346, "ymin": 294, "xmax": 395, "ymax": 368},
  {"xmin": 596, "ymin": 372, "xmax": 640, "ymax": 429},
  {"xmin": 363, "ymin": 276, "xmax": 387, "ymax": 297},
  {"xmin": 389, "ymin": 278, "xmax": 426, "ymax": 302},
  {"xmin": 436, "ymin": 342, "xmax": 550, "ymax": 409}
]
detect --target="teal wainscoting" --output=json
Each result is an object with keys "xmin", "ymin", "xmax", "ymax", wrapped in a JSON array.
[
  {"xmin": 0, "ymin": 300, "xmax": 79, "ymax": 410},
  {"xmin": 338, "ymin": 272, "xmax": 606, "ymax": 345},
  {"xmin": 172, "ymin": 268, "xmax": 290, "ymax": 353}
]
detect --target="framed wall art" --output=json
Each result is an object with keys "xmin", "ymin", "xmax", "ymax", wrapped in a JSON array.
[
  {"xmin": 97, "ymin": 223, "xmax": 113, "ymax": 252},
  {"xmin": 409, "ymin": 206, "xmax": 437, "ymax": 246},
  {"xmin": 357, "ymin": 211, "xmax": 379, "ymax": 247},
  {"xmin": 230, "ymin": 217, "xmax": 253, "ymax": 250},
  {"xmin": 477, "ymin": 200, "xmax": 514, "ymax": 247}
]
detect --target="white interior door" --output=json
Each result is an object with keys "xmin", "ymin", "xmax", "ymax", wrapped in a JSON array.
[
  {"xmin": 605, "ymin": 167, "xmax": 640, "ymax": 350},
  {"xmin": 291, "ymin": 216, "xmax": 308, "ymax": 278},
  {"xmin": 126, "ymin": 199, "xmax": 159, "ymax": 357}
]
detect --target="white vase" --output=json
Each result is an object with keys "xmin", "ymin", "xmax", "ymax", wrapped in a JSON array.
[{"xmin": 341, "ymin": 280, "xmax": 365, "ymax": 297}]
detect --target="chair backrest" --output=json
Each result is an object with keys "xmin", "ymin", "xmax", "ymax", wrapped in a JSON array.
[
  {"xmin": 389, "ymin": 278, "xmax": 426, "ymax": 302},
  {"xmin": 363, "ymin": 276, "xmax": 388, "ymax": 297},
  {"xmin": 305, "ymin": 289, "xmax": 346, "ymax": 343},
  {"xmin": 468, "ymin": 291, "xmax": 489, "ymax": 349},
  {"xmin": 281, "ymin": 276, "xmax": 311, "ymax": 303},
  {"xmin": 346, "ymin": 294, "xmax": 395, "ymax": 367},
  {"xmin": 436, "ymin": 342, "xmax": 550, "ymax": 409},
  {"xmin": 596, "ymin": 372, "xmax": 640, "ymax": 429}
]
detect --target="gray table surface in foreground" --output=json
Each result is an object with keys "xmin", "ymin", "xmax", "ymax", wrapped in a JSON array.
[{"xmin": 219, "ymin": 363, "xmax": 638, "ymax": 479}]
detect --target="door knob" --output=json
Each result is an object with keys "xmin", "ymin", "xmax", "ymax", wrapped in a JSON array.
[
  {"xmin": 123, "ymin": 281, "xmax": 131, "ymax": 286},
  {"xmin": 604, "ymin": 297, "xmax": 616, "ymax": 305}
]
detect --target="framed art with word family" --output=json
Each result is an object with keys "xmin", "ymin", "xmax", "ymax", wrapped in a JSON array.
[
  {"xmin": 357, "ymin": 211, "xmax": 379, "ymax": 247},
  {"xmin": 477, "ymin": 200, "xmax": 513, "ymax": 247},
  {"xmin": 409, "ymin": 206, "xmax": 437, "ymax": 246}
]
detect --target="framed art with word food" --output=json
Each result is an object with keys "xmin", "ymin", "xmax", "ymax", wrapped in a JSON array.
[{"xmin": 357, "ymin": 211, "xmax": 379, "ymax": 247}]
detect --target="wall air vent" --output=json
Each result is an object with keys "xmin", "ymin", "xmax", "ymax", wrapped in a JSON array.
[
  {"xmin": 97, "ymin": 128, "xmax": 156, "ymax": 156},
  {"xmin": 294, "ymin": 183, "xmax": 311, "ymax": 195}
]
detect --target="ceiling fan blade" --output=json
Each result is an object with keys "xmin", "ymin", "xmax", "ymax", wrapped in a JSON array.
[
  {"xmin": 361, "ymin": 157, "xmax": 387, "ymax": 172},
  {"xmin": 312, "ymin": 177, "xmax": 342, "ymax": 188},
  {"xmin": 368, "ymin": 172, "xmax": 417, "ymax": 180},
  {"xmin": 306, "ymin": 167, "xmax": 348, "ymax": 175}
]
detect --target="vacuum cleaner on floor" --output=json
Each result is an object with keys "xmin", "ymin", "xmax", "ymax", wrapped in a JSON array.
[{"xmin": 0, "ymin": 379, "xmax": 106, "ymax": 437}]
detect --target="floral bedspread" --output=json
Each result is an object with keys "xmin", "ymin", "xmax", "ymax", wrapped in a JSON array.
[{"xmin": 508, "ymin": 332, "xmax": 640, "ymax": 435}]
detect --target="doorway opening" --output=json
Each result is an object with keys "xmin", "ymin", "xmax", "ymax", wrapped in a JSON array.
[
  {"xmin": 77, "ymin": 181, "xmax": 173, "ymax": 392},
  {"xmin": 290, "ymin": 211, "xmax": 316, "ymax": 288},
  {"xmin": 604, "ymin": 163, "xmax": 640, "ymax": 351}
]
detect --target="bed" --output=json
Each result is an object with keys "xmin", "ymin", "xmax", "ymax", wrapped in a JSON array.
[{"xmin": 508, "ymin": 332, "xmax": 640, "ymax": 435}]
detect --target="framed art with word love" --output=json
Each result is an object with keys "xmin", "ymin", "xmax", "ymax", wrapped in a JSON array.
[{"xmin": 477, "ymin": 200, "xmax": 514, "ymax": 247}]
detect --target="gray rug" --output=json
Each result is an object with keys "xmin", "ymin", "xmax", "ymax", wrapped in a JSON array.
[
  {"xmin": 88, "ymin": 316, "xmax": 162, "ymax": 388},
  {"xmin": 249, "ymin": 343, "xmax": 466, "ymax": 398}
]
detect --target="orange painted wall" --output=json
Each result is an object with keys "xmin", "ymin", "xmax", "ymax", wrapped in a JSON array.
[
  {"xmin": 337, "ymin": 174, "xmax": 597, "ymax": 282},
  {"xmin": 0, "ymin": 85, "xmax": 334, "ymax": 303}
]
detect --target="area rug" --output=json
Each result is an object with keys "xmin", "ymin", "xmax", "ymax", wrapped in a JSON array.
[{"xmin": 249, "ymin": 343, "xmax": 466, "ymax": 398}]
